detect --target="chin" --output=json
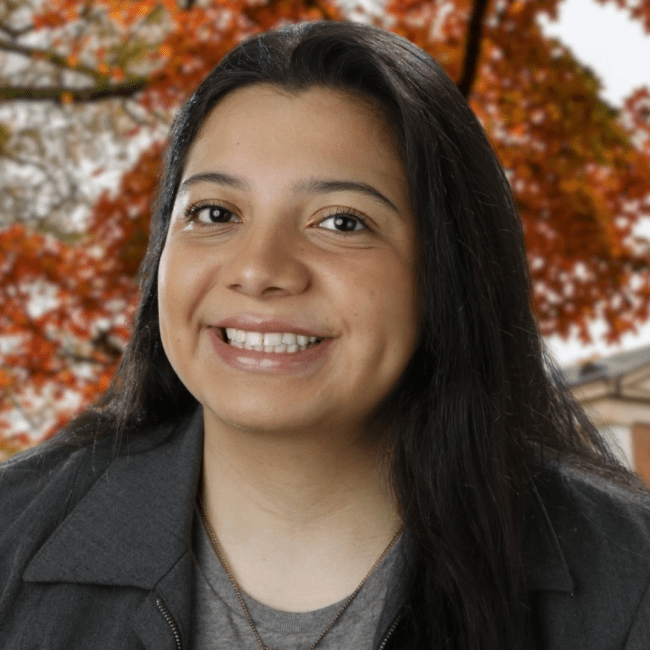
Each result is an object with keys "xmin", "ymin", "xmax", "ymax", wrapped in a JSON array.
[{"xmin": 203, "ymin": 399, "xmax": 327, "ymax": 438}]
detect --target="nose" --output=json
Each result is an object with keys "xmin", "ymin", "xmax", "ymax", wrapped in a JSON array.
[{"xmin": 219, "ymin": 222, "xmax": 311, "ymax": 298}]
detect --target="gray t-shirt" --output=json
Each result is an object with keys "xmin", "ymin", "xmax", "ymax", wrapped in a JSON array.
[{"xmin": 190, "ymin": 506, "xmax": 402, "ymax": 650}]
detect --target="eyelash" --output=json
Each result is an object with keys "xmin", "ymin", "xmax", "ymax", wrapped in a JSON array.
[
  {"xmin": 318, "ymin": 206, "xmax": 370, "ymax": 233},
  {"xmin": 182, "ymin": 201, "xmax": 371, "ymax": 234},
  {"xmin": 183, "ymin": 200, "xmax": 238, "ymax": 224}
]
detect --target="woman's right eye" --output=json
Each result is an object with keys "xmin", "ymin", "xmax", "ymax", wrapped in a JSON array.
[{"xmin": 186, "ymin": 204, "xmax": 239, "ymax": 225}]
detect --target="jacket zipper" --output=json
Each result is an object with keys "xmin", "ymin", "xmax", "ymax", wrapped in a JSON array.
[
  {"xmin": 376, "ymin": 614, "xmax": 402, "ymax": 650},
  {"xmin": 156, "ymin": 597, "xmax": 182, "ymax": 650}
]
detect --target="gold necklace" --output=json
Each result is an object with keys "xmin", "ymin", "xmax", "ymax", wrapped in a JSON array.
[{"xmin": 198, "ymin": 495, "xmax": 402, "ymax": 650}]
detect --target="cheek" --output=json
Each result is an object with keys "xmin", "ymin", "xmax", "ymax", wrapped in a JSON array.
[
  {"xmin": 157, "ymin": 242, "xmax": 204, "ymax": 356},
  {"xmin": 158, "ymin": 244, "xmax": 185, "ymax": 326},
  {"xmin": 157, "ymin": 245, "xmax": 181, "ymax": 361},
  {"xmin": 158, "ymin": 242, "xmax": 214, "ymax": 324},
  {"xmin": 157, "ymin": 245, "xmax": 171, "ymax": 301},
  {"xmin": 382, "ymin": 275, "xmax": 420, "ymax": 360},
  {"xmin": 376, "ymin": 256, "xmax": 420, "ymax": 369},
  {"xmin": 333, "ymin": 253, "xmax": 419, "ymax": 354}
]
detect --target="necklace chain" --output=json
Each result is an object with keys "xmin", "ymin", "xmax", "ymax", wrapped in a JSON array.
[{"xmin": 198, "ymin": 495, "xmax": 401, "ymax": 650}]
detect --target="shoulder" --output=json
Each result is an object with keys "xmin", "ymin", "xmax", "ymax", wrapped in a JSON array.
[
  {"xmin": 0, "ymin": 412, "xmax": 198, "ymax": 535},
  {"xmin": 0, "ymin": 440, "xmax": 104, "ymax": 625},
  {"xmin": 0, "ymin": 440, "xmax": 110, "ymax": 544},
  {"xmin": 537, "ymin": 461, "xmax": 650, "ymax": 565},
  {"xmin": 528, "ymin": 460, "xmax": 650, "ymax": 649},
  {"xmin": 0, "ymin": 440, "xmax": 86, "ymax": 498}
]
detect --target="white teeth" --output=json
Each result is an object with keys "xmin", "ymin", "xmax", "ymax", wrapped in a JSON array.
[
  {"xmin": 263, "ymin": 332, "xmax": 282, "ymax": 346},
  {"xmin": 222, "ymin": 328, "xmax": 322, "ymax": 353},
  {"xmin": 226, "ymin": 328, "xmax": 247, "ymax": 343}
]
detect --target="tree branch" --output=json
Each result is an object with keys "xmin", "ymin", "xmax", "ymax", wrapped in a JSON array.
[
  {"xmin": 0, "ymin": 78, "xmax": 148, "ymax": 102},
  {"xmin": 457, "ymin": 0, "xmax": 491, "ymax": 98},
  {"xmin": 306, "ymin": 0, "xmax": 338, "ymax": 20},
  {"xmin": 57, "ymin": 351, "xmax": 113, "ymax": 366},
  {"xmin": 0, "ymin": 22, "xmax": 32, "ymax": 39},
  {"xmin": 0, "ymin": 40, "xmax": 105, "ymax": 82}
]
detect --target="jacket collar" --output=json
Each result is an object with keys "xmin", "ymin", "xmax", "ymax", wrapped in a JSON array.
[
  {"xmin": 24, "ymin": 409, "xmax": 573, "ymax": 594},
  {"xmin": 24, "ymin": 409, "xmax": 204, "ymax": 589}
]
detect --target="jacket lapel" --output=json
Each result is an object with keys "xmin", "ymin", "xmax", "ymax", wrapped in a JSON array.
[
  {"xmin": 23, "ymin": 409, "xmax": 204, "ymax": 650},
  {"xmin": 23, "ymin": 408, "xmax": 204, "ymax": 589}
]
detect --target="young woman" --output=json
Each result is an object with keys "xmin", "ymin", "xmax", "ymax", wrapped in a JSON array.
[{"xmin": 1, "ymin": 20, "xmax": 649, "ymax": 650}]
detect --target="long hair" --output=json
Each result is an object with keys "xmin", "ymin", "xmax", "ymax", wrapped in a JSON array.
[{"xmin": 59, "ymin": 21, "xmax": 632, "ymax": 649}]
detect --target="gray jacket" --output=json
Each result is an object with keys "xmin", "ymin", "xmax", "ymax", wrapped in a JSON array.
[{"xmin": 1, "ymin": 408, "xmax": 650, "ymax": 649}]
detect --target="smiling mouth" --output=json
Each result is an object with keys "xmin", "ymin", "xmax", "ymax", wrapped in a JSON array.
[{"xmin": 219, "ymin": 327, "xmax": 324, "ymax": 353}]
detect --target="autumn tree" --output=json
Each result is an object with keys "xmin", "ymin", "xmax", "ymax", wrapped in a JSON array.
[{"xmin": 1, "ymin": 0, "xmax": 650, "ymax": 454}]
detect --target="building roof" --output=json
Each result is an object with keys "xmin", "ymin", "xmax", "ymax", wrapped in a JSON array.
[{"xmin": 562, "ymin": 343, "xmax": 650, "ymax": 387}]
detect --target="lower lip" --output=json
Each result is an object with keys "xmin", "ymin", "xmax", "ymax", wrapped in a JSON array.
[{"xmin": 207, "ymin": 328, "xmax": 333, "ymax": 374}]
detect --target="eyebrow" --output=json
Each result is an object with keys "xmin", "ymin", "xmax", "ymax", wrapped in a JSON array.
[
  {"xmin": 179, "ymin": 172, "xmax": 249, "ymax": 192},
  {"xmin": 292, "ymin": 179, "xmax": 399, "ymax": 214},
  {"xmin": 178, "ymin": 172, "xmax": 400, "ymax": 214}
]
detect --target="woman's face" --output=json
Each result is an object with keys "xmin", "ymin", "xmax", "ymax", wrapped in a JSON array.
[{"xmin": 158, "ymin": 84, "xmax": 420, "ymax": 438}]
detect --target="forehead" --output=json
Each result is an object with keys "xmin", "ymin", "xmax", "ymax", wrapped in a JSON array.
[
  {"xmin": 193, "ymin": 83, "xmax": 393, "ymax": 147},
  {"xmin": 181, "ymin": 84, "xmax": 408, "ymax": 202}
]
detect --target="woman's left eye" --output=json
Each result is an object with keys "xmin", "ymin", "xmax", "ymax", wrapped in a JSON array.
[{"xmin": 318, "ymin": 213, "xmax": 368, "ymax": 233}]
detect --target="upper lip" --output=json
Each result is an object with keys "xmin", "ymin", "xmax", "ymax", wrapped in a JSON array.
[{"xmin": 210, "ymin": 315, "xmax": 330, "ymax": 338}]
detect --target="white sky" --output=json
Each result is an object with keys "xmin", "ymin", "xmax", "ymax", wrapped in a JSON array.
[
  {"xmin": 539, "ymin": 0, "xmax": 650, "ymax": 106},
  {"xmin": 537, "ymin": 0, "xmax": 650, "ymax": 366}
]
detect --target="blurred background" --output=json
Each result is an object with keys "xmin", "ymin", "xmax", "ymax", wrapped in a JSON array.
[{"xmin": 1, "ymin": 0, "xmax": 650, "ymax": 476}]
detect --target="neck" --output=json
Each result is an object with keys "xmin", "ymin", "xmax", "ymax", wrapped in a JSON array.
[
  {"xmin": 200, "ymin": 410, "xmax": 401, "ymax": 611},
  {"xmin": 201, "ymin": 410, "xmax": 398, "ymax": 537}
]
